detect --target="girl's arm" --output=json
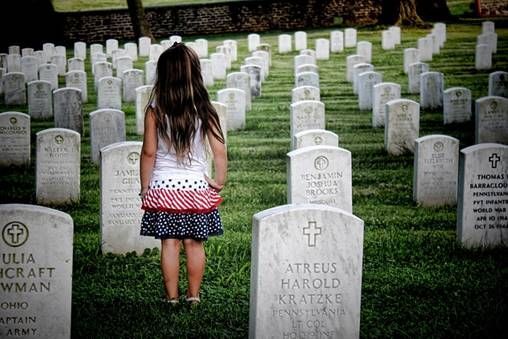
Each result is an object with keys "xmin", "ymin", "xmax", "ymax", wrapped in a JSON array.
[
  {"xmin": 206, "ymin": 127, "xmax": 227, "ymax": 192},
  {"xmin": 139, "ymin": 108, "xmax": 157, "ymax": 197}
]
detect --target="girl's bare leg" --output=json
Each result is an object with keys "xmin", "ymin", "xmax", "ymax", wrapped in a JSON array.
[
  {"xmin": 161, "ymin": 239, "xmax": 181, "ymax": 299},
  {"xmin": 183, "ymin": 239, "xmax": 205, "ymax": 298}
]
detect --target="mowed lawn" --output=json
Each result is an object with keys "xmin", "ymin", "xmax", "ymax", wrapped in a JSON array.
[{"xmin": 1, "ymin": 22, "xmax": 507, "ymax": 338}]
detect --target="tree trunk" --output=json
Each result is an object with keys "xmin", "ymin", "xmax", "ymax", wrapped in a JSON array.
[
  {"xmin": 380, "ymin": 0, "xmax": 425, "ymax": 26},
  {"xmin": 126, "ymin": 0, "xmax": 154, "ymax": 40},
  {"xmin": 380, "ymin": 0, "xmax": 450, "ymax": 26},
  {"xmin": 398, "ymin": 0, "xmax": 425, "ymax": 26},
  {"xmin": 416, "ymin": 0, "xmax": 451, "ymax": 22}
]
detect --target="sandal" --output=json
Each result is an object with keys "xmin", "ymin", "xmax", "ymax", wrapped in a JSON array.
[
  {"xmin": 185, "ymin": 295, "xmax": 200, "ymax": 306},
  {"xmin": 161, "ymin": 297, "xmax": 180, "ymax": 305}
]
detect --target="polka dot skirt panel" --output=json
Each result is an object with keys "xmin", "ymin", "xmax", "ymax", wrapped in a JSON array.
[{"xmin": 140, "ymin": 209, "xmax": 223, "ymax": 240}]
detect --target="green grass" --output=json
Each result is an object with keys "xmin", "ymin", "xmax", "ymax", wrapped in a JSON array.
[
  {"xmin": 447, "ymin": 0, "xmax": 475, "ymax": 16},
  {"xmin": 1, "ymin": 23, "xmax": 507, "ymax": 338}
]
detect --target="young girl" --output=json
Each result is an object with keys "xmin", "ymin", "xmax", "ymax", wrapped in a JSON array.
[{"xmin": 139, "ymin": 42, "xmax": 227, "ymax": 306}]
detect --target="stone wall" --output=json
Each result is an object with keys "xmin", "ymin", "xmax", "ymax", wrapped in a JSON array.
[
  {"xmin": 60, "ymin": 0, "xmax": 382, "ymax": 43},
  {"xmin": 476, "ymin": 0, "xmax": 508, "ymax": 17}
]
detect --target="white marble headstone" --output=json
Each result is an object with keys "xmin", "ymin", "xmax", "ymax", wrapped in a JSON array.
[
  {"xmin": 293, "ymin": 129, "xmax": 339, "ymax": 150},
  {"xmin": 482, "ymin": 21, "xmax": 495, "ymax": 34},
  {"xmin": 116, "ymin": 56, "xmax": 133, "ymax": 78},
  {"xmin": 38, "ymin": 63, "xmax": 58, "ymax": 90},
  {"xmin": 200, "ymin": 58, "xmax": 213, "ymax": 87},
  {"xmin": 475, "ymin": 96, "xmax": 508, "ymax": 144},
  {"xmin": 144, "ymin": 60, "xmax": 157, "ymax": 86},
  {"xmin": 36, "ymin": 128, "xmax": 80, "ymax": 205},
  {"xmin": 294, "ymin": 31, "xmax": 307, "ymax": 51},
  {"xmin": 135, "ymin": 85, "xmax": 153, "ymax": 135},
  {"xmin": 330, "ymin": 30, "xmax": 344, "ymax": 53},
  {"xmin": 488, "ymin": 71, "xmax": 508, "ymax": 97},
  {"xmin": 217, "ymin": 88, "xmax": 246, "ymax": 131},
  {"xmin": 295, "ymin": 71, "xmax": 320, "ymax": 88},
  {"xmin": 413, "ymin": 135, "xmax": 459, "ymax": 207},
  {"xmin": 210, "ymin": 52, "xmax": 227, "ymax": 80},
  {"xmin": 356, "ymin": 41, "xmax": 372, "ymax": 63},
  {"xmin": 382, "ymin": 30, "xmax": 395, "ymax": 50},
  {"xmin": 149, "ymin": 44, "xmax": 163, "ymax": 62},
  {"xmin": 28, "ymin": 80, "xmax": 53, "ymax": 119},
  {"xmin": 227, "ymin": 72, "xmax": 252, "ymax": 111},
  {"xmin": 295, "ymin": 64, "xmax": 319, "ymax": 77},
  {"xmin": 443, "ymin": 87, "xmax": 472, "ymax": 124},
  {"xmin": 372, "ymin": 82, "xmax": 401, "ymax": 128},
  {"xmin": 315, "ymin": 39, "xmax": 330, "ymax": 60},
  {"xmin": 290, "ymin": 100, "xmax": 325, "ymax": 148},
  {"xmin": 122, "ymin": 69, "xmax": 144, "ymax": 102},
  {"xmin": 124, "ymin": 42, "xmax": 138, "ymax": 61},
  {"xmin": 352, "ymin": 63, "xmax": 374, "ymax": 94},
  {"xmin": 50, "ymin": 55, "xmax": 66, "ymax": 76},
  {"xmin": 67, "ymin": 57, "xmax": 85, "ymax": 72},
  {"xmin": 346, "ymin": 55, "xmax": 366, "ymax": 82},
  {"xmin": 420, "ymin": 71, "xmax": 444, "ymax": 110},
  {"xmin": 74, "ymin": 41, "xmax": 86, "ymax": 60},
  {"xmin": 248, "ymin": 33, "xmax": 261, "ymax": 52},
  {"xmin": 90, "ymin": 109, "xmax": 126, "ymax": 164},
  {"xmin": 457, "ymin": 143, "xmax": 508, "ymax": 248},
  {"xmin": 20, "ymin": 56, "xmax": 38, "ymax": 82},
  {"xmin": 93, "ymin": 61, "xmax": 113, "ymax": 89},
  {"xmin": 384, "ymin": 99, "xmax": 420, "ymax": 156},
  {"xmin": 195, "ymin": 38, "xmax": 208, "ymax": 58},
  {"xmin": 0, "ymin": 112, "xmax": 30, "ymax": 167},
  {"xmin": 358, "ymin": 71, "xmax": 382, "ymax": 111},
  {"xmin": 97, "ymin": 76, "xmax": 122, "ymax": 110},
  {"xmin": 249, "ymin": 204, "xmax": 363, "ymax": 339},
  {"xmin": 106, "ymin": 39, "xmax": 119, "ymax": 57},
  {"xmin": 403, "ymin": 48, "xmax": 419, "ymax": 74},
  {"xmin": 475, "ymin": 44, "xmax": 492, "ymax": 70},
  {"xmin": 3, "ymin": 72, "xmax": 26, "ymax": 105},
  {"xmin": 417, "ymin": 37, "xmax": 433, "ymax": 62},
  {"xmin": 287, "ymin": 146, "xmax": 352, "ymax": 212},
  {"xmin": 344, "ymin": 28, "xmax": 357, "ymax": 48},
  {"xmin": 278, "ymin": 34, "xmax": 292, "ymax": 54},
  {"xmin": 0, "ymin": 204, "xmax": 73, "ymax": 339},
  {"xmin": 7, "ymin": 54, "xmax": 21, "ymax": 73},
  {"xmin": 53, "ymin": 88, "xmax": 83, "ymax": 134},
  {"xmin": 65, "ymin": 70, "xmax": 88, "ymax": 103},
  {"xmin": 100, "ymin": 141, "xmax": 160, "ymax": 255},
  {"xmin": 407, "ymin": 62, "xmax": 429, "ymax": 94},
  {"xmin": 292, "ymin": 86, "xmax": 320, "ymax": 103},
  {"xmin": 139, "ymin": 37, "xmax": 151, "ymax": 57},
  {"xmin": 240, "ymin": 64, "xmax": 262, "ymax": 98},
  {"xmin": 295, "ymin": 55, "xmax": 316, "ymax": 71}
]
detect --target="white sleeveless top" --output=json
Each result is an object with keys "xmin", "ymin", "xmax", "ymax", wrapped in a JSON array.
[{"xmin": 151, "ymin": 119, "xmax": 209, "ymax": 181}]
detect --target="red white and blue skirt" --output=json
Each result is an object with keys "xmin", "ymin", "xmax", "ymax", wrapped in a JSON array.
[{"xmin": 140, "ymin": 174, "xmax": 223, "ymax": 240}]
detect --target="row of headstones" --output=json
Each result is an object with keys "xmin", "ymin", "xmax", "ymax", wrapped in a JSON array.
[
  {"xmin": 279, "ymin": 25, "xmax": 507, "ymax": 242},
  {"xmin": 475, "ymin": 20, "xmax": 498, "ymax": 70},
  {"xmin": 275, "ymin": 26, "xmax": 400, "ymax": 55},
  {"xmin": 0, "ymin": 35, "xmax": 234, "ymax": 111},
  {"xmin": 248, "ymin": 142, "xmax": 508, "ymax": 338},
  {"xmin": 215, "ymin": 37, "xmax": 275, "ymax": 132},
  {"xmin": 341, "ymin": 27, "xmax": 508, "ymax": 147},
  {"xmin": 2, "ymin": 141, "xmax": 505, "ymax": 338}
]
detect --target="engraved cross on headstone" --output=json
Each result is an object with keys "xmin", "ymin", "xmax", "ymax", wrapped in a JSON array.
[
  {"xmin": 7, "ymin": 223, "xmax": 25, "ymax": 244},
  {"xmin": 489, "ymin": 153, "xmax": 501, "ymax": 168},
  {"xmin": 303, "ymin": 221, "xmax": 322, "ymax": 247}
]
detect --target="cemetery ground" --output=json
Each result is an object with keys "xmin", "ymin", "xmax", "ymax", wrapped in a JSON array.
[{"xmin": 1, "ymin": 23, "xmax": 507, "ymax": 338}]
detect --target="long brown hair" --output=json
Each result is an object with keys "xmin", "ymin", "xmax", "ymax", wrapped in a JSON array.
[{"xmin": 147, "ymin": 42, "xmax": 224, "ymax": 162}]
